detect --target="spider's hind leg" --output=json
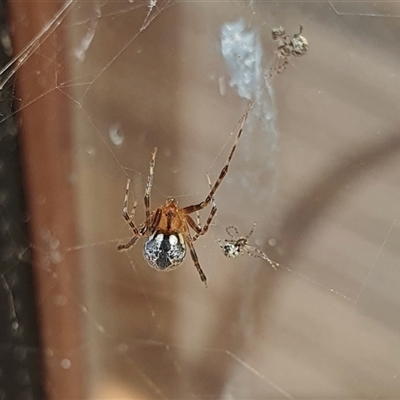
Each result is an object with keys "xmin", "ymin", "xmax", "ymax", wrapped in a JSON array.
[
  {"xmin": 245, "ymin": 246, "xmax": 279, "ymax": 270},
  {"xmin": 186, "ymin": 233, "xmax": 208, "ymax": 286},
  {"xmin": 117, "ymin": 235, "xmax": 141, "ymax": 251}
]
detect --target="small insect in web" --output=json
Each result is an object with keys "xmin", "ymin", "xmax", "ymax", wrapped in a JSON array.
[
  {"xmin": 266, "ymin": 25, "xmax": 308, "ymax": 78},
  {"xmin": 218, "ymin": 222, "xmax": 279, "ymax": 270},
  {"xmin": 117, "ymin": 111, "xmax": 249, "ymax": 286}
]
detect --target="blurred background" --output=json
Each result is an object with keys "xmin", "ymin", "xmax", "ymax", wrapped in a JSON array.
[{"xmin": 3, "ymin": 0, "xmax": 400, "ymax": 398}]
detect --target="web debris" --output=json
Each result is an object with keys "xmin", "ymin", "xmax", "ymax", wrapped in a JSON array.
[
  {"xmin": 0, "ymin": 0, "xmax": 74, "ymax": 90},
  {"xmin": 265, "ymin": 25, "xmax": 308, "ymax": 79},
  {"xmin": 354, "ymin": 199, "xmax": 400, "ymax": 305},
  {"xmin": 0, "ymin": 0, "xmax": 173, "ymax": 124},
  {"xmin": 0, "ymin": 275, "xmax": 19, "ymax": 331},
  {"xmin": 227, "ymin": 351, "xmax": 294, "ymax": 399},
  {"xmin": 68, "ymin": 0, "xmax": 173, "ymax": 103},
  {"xmin": 329, "ymin": 1, "xmax": 400, "ymax": 18}
]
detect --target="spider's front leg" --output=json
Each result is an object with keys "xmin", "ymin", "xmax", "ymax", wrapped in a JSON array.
[
  {"xmin": 226, "ymin": 226, "xmax": 239, "ymax": 239},
  {"xmin": 121, "ymin": 179, "xmax": 140, "ymax": 233},
  {"xmin": 144, "ymin": 147, "xmax": 157, "ymax": 234},
  {"xmin": 189, "ymin": 174, "xmax": 217, "ymax": 242},
  {"xmin": 118, "ymin": 178, "xmax": 142, "ymax": 251},
  {"xmin": 186, "ymin": 206, "xmax": 217, "ymax": 242},
  {"xmin": 182, "ymin": 111, "xmax": 248, "ymax": 215},
  {"xmin": 245, "ymin": 221, "xmax": 257, "ymax": 240}
]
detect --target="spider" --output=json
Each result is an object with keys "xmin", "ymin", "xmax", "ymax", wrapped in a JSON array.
[
  {"xmin": 218, "ymin": 222, "xmax": 279, "ymax": 270},
  {"xmin": 117, "ymin": 111, "xmax": 248, "ymax": 286},
  {"xmin": 266, "ymin": 25, "xmax": 308, "ymax": 78}
]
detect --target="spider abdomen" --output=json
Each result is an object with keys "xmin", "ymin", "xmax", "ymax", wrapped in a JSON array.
[
  {"xmin": 143, "ymin": 231, "xmax": 186, "ymax": 271},
  {"xmin": 221, "ymin": 242, "xmax": 242, "ymax": 258}
]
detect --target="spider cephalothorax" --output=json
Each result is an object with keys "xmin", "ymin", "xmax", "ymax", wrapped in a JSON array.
[{"xmin": 118, "ymin": 111, "xmax": 249, "ymax": 286}]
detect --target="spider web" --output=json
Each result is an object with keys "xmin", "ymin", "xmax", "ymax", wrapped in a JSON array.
[{"xmin": 2, "ymin": 1, "xmax": 400, "ymax": 398}]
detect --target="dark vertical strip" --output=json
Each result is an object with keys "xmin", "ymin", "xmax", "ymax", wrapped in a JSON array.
[
  {"xmin": 6, "ymin": 1, "xmax": 85, "ymax": 399},
  {"xmin": 0, "ymin": 1, "xmax": 45, "ymax": 398}
]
